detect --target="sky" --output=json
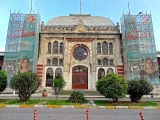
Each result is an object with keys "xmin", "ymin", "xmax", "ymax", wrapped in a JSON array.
[{"xmin": 0, "ymin": 0, "xmax": 160, "ymax": 51}]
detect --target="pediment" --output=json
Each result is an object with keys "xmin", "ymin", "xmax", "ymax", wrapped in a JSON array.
[{"xmin": 76, "ymin": 19, "xmax": 86, "ymax": 32}]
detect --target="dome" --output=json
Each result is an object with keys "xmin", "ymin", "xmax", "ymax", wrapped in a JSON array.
[{"xmin": 46, "ymin": 14, "xmax": 115, "ymax": 26}]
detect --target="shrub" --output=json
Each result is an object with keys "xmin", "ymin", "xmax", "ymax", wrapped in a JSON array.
[
  {"xmin": 0, "ymin": 70, "xmax": 7, "ymax": 93},
  {"xmin": 96, "ymin": 73, "xmax": 128, "ymax": 102},
  {"xmin": 127, "ymin": 77, "xmax": 153, "ymax": 103},
  {"xmin": 67, "ymin": 91, "xmax": 88, "ymax": 104},
  {"xmin": 10, "ymin": 71, "xmax": 41, "ymax": 102},
  {"xmin": 52, "ymin": 76, "xmax": 66, "ymax": 101}
]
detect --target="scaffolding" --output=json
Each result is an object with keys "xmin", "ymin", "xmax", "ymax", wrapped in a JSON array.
[
  {"xmin": 121, "ymin": 12, "xmax": 159, "ymax": 84},
  {"xmin": 3, "ymin": 11, "xmax": 41, "ymax": 86}
]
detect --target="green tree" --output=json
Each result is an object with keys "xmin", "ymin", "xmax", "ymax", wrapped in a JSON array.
[
  {"xmin": 10, "ymin": 71, "xmax": 41, "ymax": 102},
  {"xmin": 52, "ymin": 76, "xmax": 66, "ymax": 101},
  {"xmin": 96, "ymin": 73, "xmax": 128, "ymax": 102},
  {"xmin": 127, "ymin": 77, "xmax": 153, "ymax": 103},
  {"xmin": 0, "ymin": 70, "xmax": 7, "ymax": 93}
]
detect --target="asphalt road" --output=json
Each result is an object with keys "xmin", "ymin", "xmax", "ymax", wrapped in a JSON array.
[{"xmin": 0, "ymin": 108, "xmax": 160, "ymax": 120}]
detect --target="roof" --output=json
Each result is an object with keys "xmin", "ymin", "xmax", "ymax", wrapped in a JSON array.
[
  {"xmin": 0, "ymin": 52, "xmax": 4, "ymax": 56},
  {"xmin": 46, "ymin": 14, "xmax": 115, "ymax": 26}
]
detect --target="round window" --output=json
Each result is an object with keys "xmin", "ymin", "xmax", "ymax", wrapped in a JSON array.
[{"xmin": 73, "ymin": 46, "xmax": 88, "ymax": 61}]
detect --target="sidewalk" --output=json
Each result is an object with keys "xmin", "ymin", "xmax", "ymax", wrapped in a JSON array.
[{"xmin": 0, "ymin": 93, "xmax": 160, "ymax": 101}]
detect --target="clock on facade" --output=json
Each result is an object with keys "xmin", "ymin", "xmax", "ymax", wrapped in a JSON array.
[{"xmin": 73, "ymin": 46, "xmax": 88, "ymax": 61}]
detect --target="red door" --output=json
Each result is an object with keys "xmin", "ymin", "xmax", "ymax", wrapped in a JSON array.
[{"xmin": 72, "ymin": 65, "xmax": 88, "ymax": 89}]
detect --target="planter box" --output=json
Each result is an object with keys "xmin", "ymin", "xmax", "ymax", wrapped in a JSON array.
[{"xmin": 42, "ymin": 92, "xmax": 48, "ymax": 97}]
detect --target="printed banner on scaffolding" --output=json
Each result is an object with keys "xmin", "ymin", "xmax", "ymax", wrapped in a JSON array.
[{"xmin": 3, "ymin": 13, "xmax": 40, "ymax": 87}]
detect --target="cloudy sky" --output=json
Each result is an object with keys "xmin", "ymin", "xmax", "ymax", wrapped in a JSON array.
[{"xmin": 0, "ymin": 0, "xmax": 160, "ymax": 51}]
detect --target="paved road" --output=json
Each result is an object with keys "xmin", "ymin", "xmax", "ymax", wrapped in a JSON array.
[{"xmin": 0, "ymin": 108, "xmax": 160, "ymax": 120}]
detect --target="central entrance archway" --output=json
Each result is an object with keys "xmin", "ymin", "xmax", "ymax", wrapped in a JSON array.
[{"xmin": 72, "ymin": 65, "xmax": 88, "ymax": 89}]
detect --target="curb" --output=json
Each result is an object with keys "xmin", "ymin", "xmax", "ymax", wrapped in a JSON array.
[
  {"xmin": 0, "ymin": 104, "xmax": 160, "ymax": 109},
  {"xmin": 128, "ymin": 106, "xmax": 143, "ymax": 109},
  {"xmin": 19, "ymin": 104, "xmax": 34, "ymax": 108}
]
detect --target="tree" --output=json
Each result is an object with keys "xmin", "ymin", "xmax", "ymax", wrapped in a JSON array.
[
  {"xmin": 10, "ymin": 71, "xmax": 41, "ymax": 102},
  {"xmin": 52, "ymin": 76, "xmax": 66, "ymax": 101},
  {"xmin": 96, "ymin": 73, "xmax": 128, "ymax": 102},
  {"xmin": 127, "ymin": 77, "xmax": 153, "ymax": 103},
  {"xmin": 0, "ymin": 70, "xmax": 7, "ymax": 93}
]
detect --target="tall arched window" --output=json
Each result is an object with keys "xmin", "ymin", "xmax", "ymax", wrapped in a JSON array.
[
  {"xmin": 48, "ymin": 42, "xmax": 51, "ymax": 54},
  {"xmin": 60, "ymin": 42, "xmax": 63, "ymax": 54},
  {"xmin": 102, "ymin": 42, "xmax": 108, "ymax": 54},
  {"xmin": 97, "ymin": 59, "xmax": 101, "ymax": 65},
  {"xmin": 52, "ymin": 58, "xmax": 58, "ymax": 65},
  {"xmin": 109, "ymin": 43, "xmax": 113, "ymax": 54},
  {"xmin": 47, "ymin": 59, "xmax": 51, "ymax": 65},
  {"xmin": 46, "ymin": 68, "xmax": 53, "ymax": 87},
  {"xmin": 98, "ymin": 68, "xmax": 105, "ymax": 80},
  {"xmin": 103, "ymin": 58, "xmax": 108, "ymax": 66},
  {"xmin": 110, "ymin": 59, "xmax": 114, "ymax": 65},
  {"xmin": 97, "ymin": 43, "xmax": 101, "ymax": 54},
  {"xmin": 55, "ymin": 68, "xmax": 62, "ymax": 78},
  {"xmin": 59, "ymin": 59, "xmax": 63, "ymax": 66},
  {"xmin": 53, "ymin": 41, "xmax": 58, "ymax": 54}
]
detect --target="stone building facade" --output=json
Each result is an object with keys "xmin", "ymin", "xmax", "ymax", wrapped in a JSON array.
[{"xmin": 37, "ymin": 14, "xmax": 124, "ymax": 90}]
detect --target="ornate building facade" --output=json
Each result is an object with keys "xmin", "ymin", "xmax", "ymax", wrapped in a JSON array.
[{"xmin": 37, "ymin": 14, "xmax": 124, "ymax": 90}]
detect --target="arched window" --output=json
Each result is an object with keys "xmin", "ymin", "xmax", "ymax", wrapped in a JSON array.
[
  {"xmin": 47, "ymin": 59, "xmax": 51, "ymax": 65},
  {"xmin": 52, "ymin": 58, "xmax": 58, "ymax": 65},
  {"xmin": 102, "ymin": 42, "xmax": 108, "ymax": 54},
  {"xmin": 109, "ymin": 43, "xmax": 113, "ymax": 54},
  {"xmin": 59, "ymin": 59, "xmax": 63, "ymax": 66},
  {"xmin": 60, "ymin": 42, "xmax": 63, "ymax": 54},
  {"xmin": 46, "ymin": 68, "xmax": 53, "ymax": 87},
  {"xmin": 53, "ymin": 41, "xmax": 58, "ymax": 54},
  {"xmin": 55, "ymin": 68, "xmax": 62, "ymax": 78},
  {"xmin": 97, "ymin": 59, "xmax": 101, "ymax": 65},
  {"xmin": 97, "ymin": 43, "xmax": 101, "ymax": 54},
  {"xmin": 103, "ymin": 58, "xmax": 108, "ymax": 66},
  {"xmin": 98, "ymin": 68, "xmax": 105, "ymax": 80},
  {"xmin": 48, "ymin": 42, "xmax": 51, "ymax": 54},
  {"xmin": 110, "ymin": 59, "xmax": 114, "ymax": 65},
  {"xmin": 107, "ymin": 68, "xmax": 114, "ymax": 73}
]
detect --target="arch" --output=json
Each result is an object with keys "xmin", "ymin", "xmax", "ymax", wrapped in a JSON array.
[
  {"xmin": 47, "ymin": 59, "xmax": 51, "ymax": 65},
  {"xmin": 52, "ymin": 58, "xmax": 58, "ymax": 65},
  {"xmin": 97, "ymin": 59, "xmax": 101, "ymax": 65},
  {"xmin": 110, "ymin": 59, "xmax": 114, "ymax": 65},
  {"xmin": 53, "ymin": 41, "xmax": 58, "ymax": 54},
  {"xmin": 46, "ymin": 68, "xmax": 53, "ymax": 87},
  {"xmin": 97, "ymin": 43, "xmax": 101, "ymax": 54},
  {"xmin": 102, "ymin": 41, "xmax": 108, "ymax": 54},
  {"xmin": 107, "ymin": 68, "xmax": 114, "ymax": 73},
  {"xmin": 55, "ymin": 68, "xmax": 63, "ymax": 78},
  {"xmin": 103, "ymin": 58, "xmax": 108, "ymax": 66},
  {"xmin": 98, "ymin": 68, "xmax": 105, "ymax": 80},
  {"xmin": 72, "ymin": 65, "xmax": 88, "ymax": 89},
  {"xmin": 109, "ymin": 43, "xmax": 113, "ymax": 54},
  {"xmin": 60, "ymin": 42, "xmax": 64, "ymax": 54},
  {"xmin": 59, "ymin": 59, "xmax": 63, "ymax": 66},
  {"xmin": 48, "ymin": 42, "xmax": 51, "ymax": 54}
]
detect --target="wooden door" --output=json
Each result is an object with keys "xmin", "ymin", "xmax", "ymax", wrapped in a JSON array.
[{"xmin": 72, "ymin": 65, "xmax": 88, "ymax": 89}]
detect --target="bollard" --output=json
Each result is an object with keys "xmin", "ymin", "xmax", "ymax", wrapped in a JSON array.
[
  {"xmin": 86, "ymin": 110, "xmax": 89, "ymax": 120},
  {"xmin": 34, "ymin": 109, "xmax": 37, "ymax": 120},
  {"xmin": 139, "ymin": 112, "xmax": 144, "ymax": 120}
]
